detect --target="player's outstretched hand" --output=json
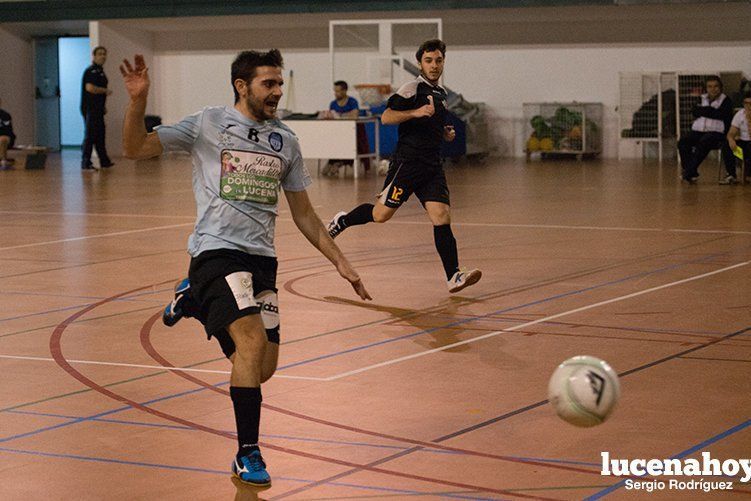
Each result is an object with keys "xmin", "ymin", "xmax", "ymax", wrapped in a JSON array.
[
  {"xmin": 337, "ymin": 261, "xmax": 372, "ymax": 301},
  {"xmin": 120, "ymin": 54, "xmax": 150, "ymax": 101},
  {"xmin": 413, "ymin": 95, "xmax": 435, "ymax": 119}
]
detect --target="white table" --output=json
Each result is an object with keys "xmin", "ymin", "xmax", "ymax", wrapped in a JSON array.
[{"xmin": 283, "ymin": 117, "xmax": 379, "ymax": 179}]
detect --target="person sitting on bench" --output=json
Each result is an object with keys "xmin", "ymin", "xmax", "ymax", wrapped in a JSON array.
[
  {"xmin": 0, "ymin": 98, "xmax": 16, "ymax": 170},
  {"xmin": 678, "ymin": 75, "xmax": 736, "ymax": 184}
]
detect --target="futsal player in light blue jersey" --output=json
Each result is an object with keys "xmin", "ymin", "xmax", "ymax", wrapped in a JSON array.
[{"xmin": 120, "ymin": 51, "xmax": 371, "ymax": 487}]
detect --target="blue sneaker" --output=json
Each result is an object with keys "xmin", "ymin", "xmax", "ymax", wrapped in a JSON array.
[
  {"xmin": 162, "ymin": 278, "xmax": 190, "ymax": 327},
  {"xmin": 232, "ymin": 449, "xmax": 271, "ymax": 487}
]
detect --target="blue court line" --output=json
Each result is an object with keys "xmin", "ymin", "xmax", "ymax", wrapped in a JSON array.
[
  {"xmin": 0, "ymin": 287, "xmax": 170, "ymax": 324},
  {"xmin": 277, "ymin": 251, "xmax": 732, "ymax": 372},
  {"xmin": 6, "ymin": 410, "xmax": 587, "ymax": 466},
  {"xmin": 0, "ymin": 446, "xmax": 502, "ymax": 500},
  {"xmin": 4, "ymin": 409, "xmax": 459, "ymax": 455},
  {"xmin": 511, "ymin": 456, "xmax": 600, "ymax": 468},
  {"xmin": 0, "ymin": 383, "xmax": 213, "ymax": 445},
  {"xmin": 0, "ymin": 250, "xmax": 735, "ymax": 446},
  {"xmin": 262, "ymin": 433, "xmax": 461, "ymax": 456},
  {"xmin": 6, "ymin": 409, "xmax": 194, "ymax": 431},
  {"xmin": 0, "ymin": 288, "xmax": 170, "ymax": 303},
  {"xmin": 585, "ymin": 418, "xmax": 751, "ymax": 499},
  {"xmin": 5, "ymin": 410, "xmax": 603, "ymax": 468},
  {"xmin": 0, "ymin": 250, "xmax": 742, "ymax": 463}
]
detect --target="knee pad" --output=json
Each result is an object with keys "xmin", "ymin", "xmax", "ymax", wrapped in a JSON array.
[
  {"xmin": 256, "ymin": 290, "xmax": 280, "ymax": 344},
  {"xmin": 211, "ymin": 290, "xmax": 280, "ymax": 359}
]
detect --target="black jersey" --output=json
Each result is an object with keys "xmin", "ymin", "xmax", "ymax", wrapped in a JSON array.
[
  {"xmin": 81, "ymin": 63, "xmax": 108, "ymax": 116},
  {"xmin": 386, "ymin": 75, "xmax": 448, "ymax": 162}
]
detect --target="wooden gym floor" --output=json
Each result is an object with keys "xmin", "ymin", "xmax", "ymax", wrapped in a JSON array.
[{"xmin": 0, "ymin": 150, "xmax": 749, "ymax": 500}]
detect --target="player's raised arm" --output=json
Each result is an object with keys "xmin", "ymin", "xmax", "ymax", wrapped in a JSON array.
[
  {"xmin": 284, "ymin": 189, "xmax": 372, "ymax": 301},
  {"xmin": 120, "ymin": 55, "xmax": 163, "ymax": 159},
  {"xmin": 382, "ymin": 95, "xmax": 434, "ymax": 125}
]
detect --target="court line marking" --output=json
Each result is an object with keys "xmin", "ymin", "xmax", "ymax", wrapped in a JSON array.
[
  {"xmin": 0, "ymin": 354, "xmax": 327, "ymax": 381},
  {"xmin": 0, "ymin": 210, "xmax": 195, "ymax": 220},
  {"xmin": 23, "ymin": 254, "xmax": 748, "ymax": 496},
  {"xmin": 13, "ymin": 404, "xmax": 599, "ymax": 467},
  {"xmin": 5, "ymin": 260, "xmax": 733, "ymax": 384},
  {"xmin": 4, "ymin": 410, "xmax": 599, "ymax": 467},
  {"xmin": 384, "ymin": 220, "xmax": 751, "ymax": 235},
  {"xmin": 0, "ymin": 223, "xmax": 194, "ymax": 252},
  {"xmin": 276, "ymin": 247, "xmax": 737, "ymax": 372},
  {"xmin": 0, "ymin": 206, "xmax": 320, "ymax": 220},
  {"xmin": 266, "ymin": 326, "xmax": 751, "ymax": 499},
  {"xmin": 0, "ymin": 217, "xmax": 749, "ymax": 254},
  {"xmin": 14, "ymin": 270, "xmax": 736, "ymax": 492},
  {"xmin": 323, "ymin": 261, "xmax": 750, "ymax": 381},
  {"xmin": 3, "ymin": 409, "xmax": 453, "ymax": 452},
  {"xmin": 679, "ymin": 355, "xmax": 751, "ymax": 363},
  {"xmin": 0, "ymin": 447, "xmax": 496, "ymax": 501},
  {"xmin": 0, "ymin": 298, "xmax": 163, "ymax": 324}
]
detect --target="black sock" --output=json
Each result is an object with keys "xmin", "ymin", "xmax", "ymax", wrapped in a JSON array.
[
  {"xmin": 342, "ymin": 203, "xmax": 375, "ymax": 227},
  {"xmin": 230, "ymin": 386, "xmax": 262, "ymax": 458},
  {"xmin": 433, "ymin": 224, "xmax": 459, "ymax": 280}
]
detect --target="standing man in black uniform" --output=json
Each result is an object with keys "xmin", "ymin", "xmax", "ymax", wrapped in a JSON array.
[
  {"xmin": 327, "ymin": 39, "xmax": 482, "ymax": 293},
  {"xmin": 81, "ymin": 46, "xmax": 113, "ymax": 170}
]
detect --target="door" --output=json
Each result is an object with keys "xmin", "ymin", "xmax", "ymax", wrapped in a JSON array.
[
  {"xmin": 34, "ymin": 38, "xmax": 61, "ymax": 150},
  {"xmin": 59, "ymin": 37, "xmax": 90, "ymax": 147}
]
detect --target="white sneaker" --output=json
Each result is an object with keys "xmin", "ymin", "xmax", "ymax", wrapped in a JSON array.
[
  {"xmin": 327, "ymin": 211, "xmax": 348, "ymax": 239},
  {"xmin": 447, "ymin": 268, "xmax": 482, "ymax": 293},
  {"xmin": 719, "ymin": 175, "xmax": 737, "ymax": 185}
]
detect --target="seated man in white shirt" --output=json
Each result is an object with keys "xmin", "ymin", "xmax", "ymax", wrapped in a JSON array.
[
  {"xmin": 678, "ymin": 76, "xmax": 736, "ymax": 184},
  {"xmin": 727, "ymin": 91, "xmax": 751, "ymax": 183}
]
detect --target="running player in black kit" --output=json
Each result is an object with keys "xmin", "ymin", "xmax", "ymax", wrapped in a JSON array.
[{"xmin": 327, "ymin": 39, "xmax": 481, "ymax": 293}]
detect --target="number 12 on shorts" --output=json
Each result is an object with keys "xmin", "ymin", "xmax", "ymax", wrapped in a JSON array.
[{"xmin": 390, "ymin": 186, "xmax": 403, "ymax": 202}]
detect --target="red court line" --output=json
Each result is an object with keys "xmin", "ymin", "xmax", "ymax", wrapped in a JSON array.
[
  {"xmin": 46, "ymin": 284, "xmax": 560, "ymax": 500},
  {"xmin": 140, "ymin": 309, "xmax": 601, "ymax": 478}
]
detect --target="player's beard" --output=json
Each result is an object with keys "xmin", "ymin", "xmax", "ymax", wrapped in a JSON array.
[
  {"xmin": 421, "ymin": 68, "xmax": 442, "ymax": 85},
  {"xmin": 246, "ymin": 92, "xmax": 279, "ymax": 121}
]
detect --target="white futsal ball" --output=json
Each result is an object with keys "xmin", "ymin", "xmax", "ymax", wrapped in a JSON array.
[
  {"xmin": 377, "ymin": 159, "xmax": 390, "ymax": 176},
  {"xmin": 548, "ymin": 355, "xmax": 620, "ymax": 427}
]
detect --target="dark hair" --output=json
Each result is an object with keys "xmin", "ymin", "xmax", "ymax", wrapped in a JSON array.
[
  {"xmin": 416, "ymin": 39, "xmax": 446, "ymax": 62},
  {"xmin": 334, "ymin": 80, "xmax": 348, "ymax": 90},
  {"xmin": 92, "ymin": 46, "xmax": 106, "ymax": 55},
  {"xmin": 231, "ymin": 49, "xmax": 284, "ymax": 103},
  {"xmin": 743, "ymin": 90, "xmax": 751, "ymax": 101},
  {"xmin": 705, "ymin": 75, "xmax": 723, "ymax": 91}
]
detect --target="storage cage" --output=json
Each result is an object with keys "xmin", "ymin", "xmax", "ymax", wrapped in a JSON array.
[
  {"xmin": 618, "ymin": 72, "xmax": 676, "ymax": 161},
  {"xmin": 523, "ymin": 102, "xmax": 603, "ymax": 159}
]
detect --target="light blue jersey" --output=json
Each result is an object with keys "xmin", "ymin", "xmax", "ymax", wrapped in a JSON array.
[{"xmin": 156, "ymin": 106, "xmax": 311, "ymax": 257}]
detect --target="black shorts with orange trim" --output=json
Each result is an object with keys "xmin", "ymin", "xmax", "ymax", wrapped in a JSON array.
[{"xmin": 378, "ymin": 155, "xmax": 450, "ymax": 208}]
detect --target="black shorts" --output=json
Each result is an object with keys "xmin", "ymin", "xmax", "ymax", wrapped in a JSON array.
[
  {"xmin": 379, "ymin": 155, "xmax": 450, "ymax": 208},
  {"xmin": 188, "ymin": 249, "xmax": 278, "ymax": 340}
]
